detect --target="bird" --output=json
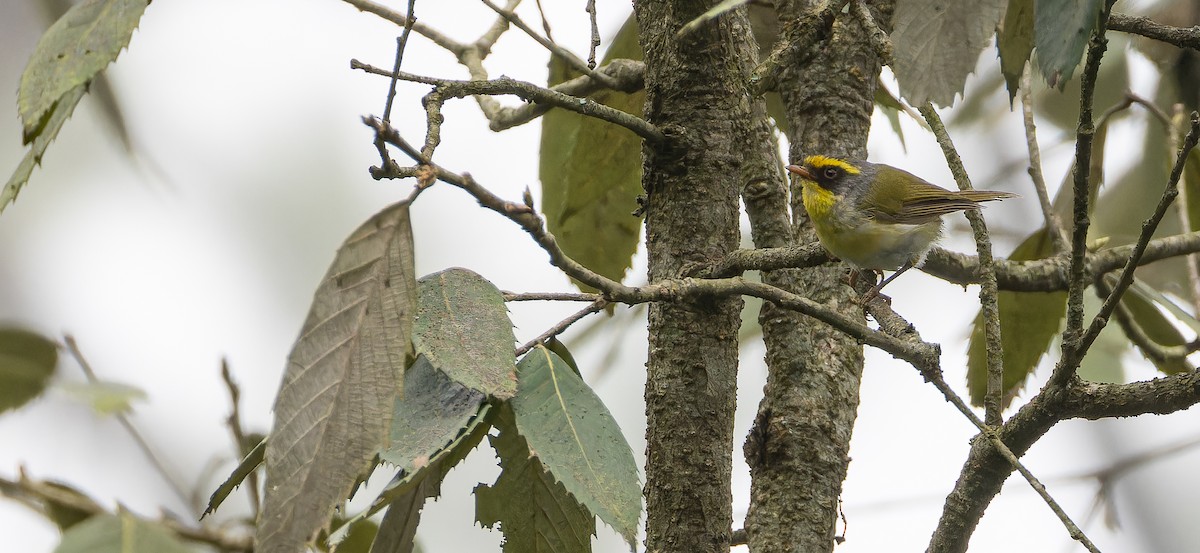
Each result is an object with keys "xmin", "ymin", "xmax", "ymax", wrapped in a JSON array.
[{"xmin": 786, "ymin": 155, "xmax": 1017, "ymax": 302}]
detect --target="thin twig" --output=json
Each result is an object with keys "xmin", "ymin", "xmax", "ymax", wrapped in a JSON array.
[
  {"xmin": 533, "ymin": 0, "xmax": 555, "ymax": 43},
  {"xmin": 1098, "ymin": 277, "xmax": 1200, "ymax": 364},
  {"xmin": 1020, "ymin": 65, "xmax": 1069, "ymax": 252},
  {"xmin": 918, "ymin": 104, "xmax": 1007, "ymax": 427},
  {"xmin": 352, "ymin": 62, "xmax": 666, "ymax": 143},
  {"xmin": 62, "ymin": 336, "xmax": 197, "ymax": 517},
  {"xmin": 340, "ymin": 0, "xmax": 464, "ymax": 55},
  {"xmin": 1056, "ymin": 1, "xmax": 1116, "ymax": 388},
  {"xmin": 1108, "ymin": 12, "xmax": 1200, "ymax": 51},
  {"xmin": 478, "ymin": 0, "xmax": 617, "ymax": 88},
  {"xmin": 585, "ymin": 0, "xmax": 601, "ymax": 69},
  {"xmin": 1072, "ymin": 114, "xmax": 1200, "ymax": 365},
  {"xmin": 503, "ymin": 291, "xmax": 602, "ymax": 301},
  {"xmin": 219, "ymin": 359, "xmax": 260, "ymax": 518},
  {"xmin": 514, "ymin": 299, "xmax": 609, "ymax": 357}
]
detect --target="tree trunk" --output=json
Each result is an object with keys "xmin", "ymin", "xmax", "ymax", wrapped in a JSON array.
[
  {"xmin": 633, "ymin": 2, "xmax": 760, "ymax": 551},
  {"xmin": 743, "ymin": 2, "xmax": 894, "ymax": 552}
]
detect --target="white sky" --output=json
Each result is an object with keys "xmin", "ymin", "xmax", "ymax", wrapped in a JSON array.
[{"xmin": 1, "ymin": 1, "xmax": 1198, "ymax": 552}]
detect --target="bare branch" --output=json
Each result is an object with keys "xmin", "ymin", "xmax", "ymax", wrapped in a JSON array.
[
  {"xmin": 478, "ymin": 0, "xmax": 618, "ymax": 88},
  {"xmin": 1109, "ymin": 12, "xmax": 1200, "ymax": 51},
  {"xmin": 352, "ymin": 62, "xmax": 665, "ymax": 143},
  {"xmin": 1020, "ymin": 65, "xmax": 1069, "ymax": 252},
  {"xmin": 514, "ymin": 299, "xmax": 609, "ymax": 357}
]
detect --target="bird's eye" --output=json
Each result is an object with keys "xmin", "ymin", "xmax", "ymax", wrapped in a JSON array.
[{"xmin": 823, "ymin": 167, "xmax": 839, "ymax": 179}]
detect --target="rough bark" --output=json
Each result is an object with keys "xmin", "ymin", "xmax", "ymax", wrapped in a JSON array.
[
  {"xmin": 743, "ymin": 2, "xmax": 894, "ymax": 552},
  {"xmin": 633, "ymin": 2, "xmax": 759, "ymax": 552}
]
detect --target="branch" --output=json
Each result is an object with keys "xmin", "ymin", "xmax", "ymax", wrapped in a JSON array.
[
  {"xmin": 478, "ymin": 0, "xmax": 618, "ymax": 89},
  {"xmin": 1069, "ymin": 113, "xmax": 1200, "ymax": 370},
  {"xmin": 1019, "ymin": 65, "xmax": 1069, "ymax": 252},
  {"xmin": 918, "ymin": 103, "xmax": 1007, "ymax": 426},
  {"xmin": 1057, "ymin": 0, "xmax": 1115, "ymax": 387},
  {"xmin": 488, "ymin": 59, "xmax": 645, "ymax": 131},
  {"xmin": 514, "ymin": 299, "xmax": 608, "ymax": 357},
  {"xmin": 1109, "ymin": 12, "xmax": 1200, "ymax": 51},
  {"xmin": 352, "ymin": 62, "xmax": 665, "ymax": 144},
  {"xmin": 749, "ymin": 0, "xmax": 845, "ymax": 94}
]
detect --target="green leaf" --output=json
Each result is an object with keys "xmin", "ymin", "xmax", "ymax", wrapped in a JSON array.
[
  {"xmin": 1118, "ymin": 281, "xmax": 1189, "ymax": 374},
  {"xmin": 3, "ymin": 85, "xmax": 86, "ymax": 215},
  {"xmin": 18, "ymin": 0, "xmax": 148, "ymax": 142},
  {"xmin": 1077, "ymin": 295, "xmax": 1127, "ymax": 385},
  {"xmin": 329, "ymin": 517, "xmax": 378, "ymax": 553},
  {"xmin": 58, "ymin": 380, "xmax": 146, "ymax": 415},
  {"xmin": 540, "ymin": 17, "xmax": 645, "ymax": 293},
  {"xmin": 380, "ymin": 355, "xmax": 486, "ymax": 471},
  {"xmin": 204, "ymin": 436, "xmax": 266, "ymax": 518},
  {"xmin": 997, "ymin": 0, "xmax": 1034, "ymax": 101},
  {"xmin": 259, "ymin": 203, "xmax": 418, "ymax": 553},
  {"xmin": 967, "ymin": 228, "xmax": 1067, "ymax": 407},
  {"xmin": 414, "ymin": 268, "xmax": 516, "ymax": 400},
  {"xmin": 510, "ymin": 346, "xmax": 641, "ymax": 546},
  {"xmin": 0, "ymin": 327, "xmax": 58, "ymax": 413},
  {"xmin": 890, "ymin": 0, "xmax": 1007, "ymax": 107},
  {"xmin": 1184, "ymin": 147, "xmax": 1200, "ymax": 235},
  {"xmin": 367, "ymin": 479, "xmax": 433, "ymax": 553},
  {"xmin": 53, "ymin": 512, "xmax": 193, "ymax": 553},
  {"xmin": 475, "ymin": 404, "xmax": 595, "ymax": 553},
  {"xmin": 1034, "ymin": 0, "xmax": 1102, "ymax": 89},
  {"xmin": 330, "ymin": 403, "xmax": 493, "ymax": 547}
]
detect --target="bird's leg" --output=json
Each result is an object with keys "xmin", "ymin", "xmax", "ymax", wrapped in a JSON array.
[{"xmin": 860, "ymin": 261, "xmax": 914, "ymax": 304}]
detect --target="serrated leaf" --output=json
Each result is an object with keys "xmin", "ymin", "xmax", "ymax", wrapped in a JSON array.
[
  {"xmin": 997, "ymin": 0, "xmax": 1034, "ymax": 101},
  {"xmin": 58, "ymin": 380, "xmax": 146, "ymax": 415},
  {"xmin": 1034, "ymin": 0, "xmax": 1102, "ymax": 89},
  {"xmin": 53, "ymin": 512, "xmax": 193, "ymax": 553},
  {"xmin": 204, "ymin": 436, "xmax": 266, "ymax": 518},
  {"xmin": 18, "ymin": 0, "xmax": 148, "ymax": 142},
  {"xmin": 414, "ymin": 268, "xmax": 516, "ymax": 400},
  {"xmin": 510, "ymin": 346, "xmax": 640, "ymax": 546},
  {"xmin": 475, "ymin": 405, "xmax": 595, "ymax": 553},
  {"xmin": 891, "ymin": 0, "xmax": 1007, "ymax": 107},
  {"xmin": 967, "ymin": 228, "xmax": 1067, "ymax": 407},
  {"xmin": 367, "ymin": 479, "xmax": 433, "ymax": 553},
  {"xmin": 540, "ymin": 16, "xmax": 645, "ymax": 293},
  {"xmin": 3, "ymin": 85, "xmax": 86, "ymax": 215},
  {"xmin": 0, "ymin": 327, "xmax": 58, "ymax": 413},
  {"xmin": 380, "ymin": 355, "xmax": 486, "ymax": 472},
  {"xmin": 330, "ymin": 403, "xmax": 493, "ymax": 547},
  {"xmin": 258, "ymin": 203, "xmax": 418, "ymax": 553}
]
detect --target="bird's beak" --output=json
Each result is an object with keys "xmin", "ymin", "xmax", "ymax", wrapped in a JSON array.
[{"xmin": 786, "ymin": 165, "xmax": 813, "ymax": 179}]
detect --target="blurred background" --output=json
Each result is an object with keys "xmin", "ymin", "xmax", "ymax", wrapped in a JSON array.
[{"xmin": 1, "ymin": 0, "xmax": 1198, "ymax": 551}]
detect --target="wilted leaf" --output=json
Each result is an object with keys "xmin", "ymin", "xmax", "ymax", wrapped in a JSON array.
[
  {"xmin": 475, "ymin": 405, "xmax": 595, "ymax": 553},
  {"xmin": 0, "ymin": 328, "xmax": 58, "ymax": 413},
  {"xmin": 204, "ymin": 437, "xmax": 266, "ymax": 518},
  {"xmin": 18, "ymin": 0, "xmax": 148, "ymax": 141},
  {"xmin": 3, "ymin": 85, "xmax": 86, "ymax": 215},
  {"xmin": 53, "ymin": 512, "xmax": 192, "ymax": 553},
  {"xmin": 58, "ymin": 380, "xmax": 146, "ymax": 415},
  {"xmin": 1034, "ymin": 0, "xmax": 1102, "ymax": 89},
  {"xmin": 891, "ymin": 0, "xmax": 1007, "ymax": 107},
  {"xmin": 510, "ymin": 346, "xmax": 641, "ymax": 546},
  {"xmin": 380, "ymin": 355, "xmax": 486, "ymax": 472},
  {"xmin": 258, "ymin": 203, "xmax": 418, "ymax": 553},
  {"xmin": 967, "ymin": 228, "xmax": 1067, "ymax": 407},
  {"xmin": 414, "ymin": 268, "xmax": 516, "ymax": 400},
  {"xmin": 540, "ymin": 17, "xmax": 645, "ymax": 292},
  {"xmin": 997, "ymin": 0, "xmax": 1034, "ymax": 100}
]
